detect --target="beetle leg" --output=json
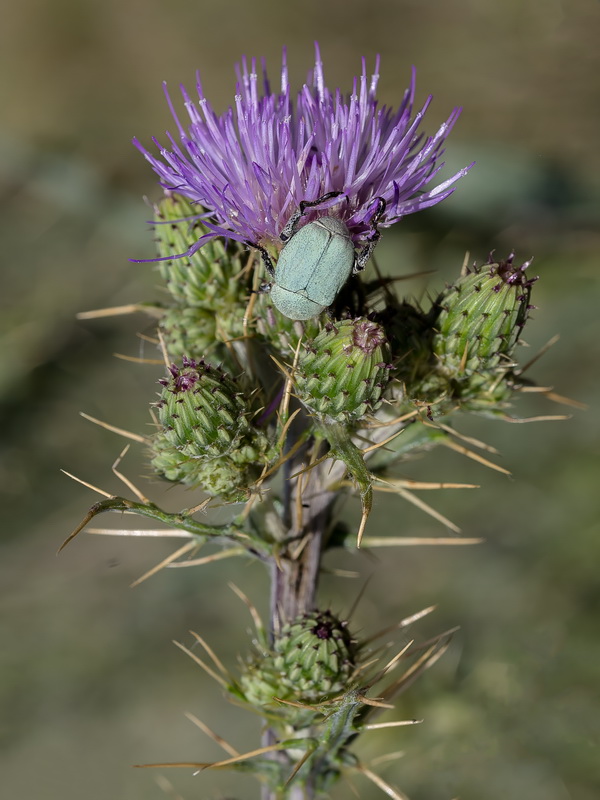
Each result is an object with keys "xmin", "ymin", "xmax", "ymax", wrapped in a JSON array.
[
  {"xmin": 368, "ymin": 196, "xmax": 387, "ymax": 228},
  {"xmin": 280, "ymin": 191, "xmax": 346, "ymax": 242},
  {"xmin": 257, "ymin": 281, "xmax": 273, "ymax": 295},
  {"xmin": 353, "ymin": 197, "xmax": 386, "ymax": 273},
  {"xmin": 354, "ymin": 237, "xmax": 380, "ymax": 272},
  {"xmin": 246, "ymin": 241, "xmax": 276, "ymax": 278}
]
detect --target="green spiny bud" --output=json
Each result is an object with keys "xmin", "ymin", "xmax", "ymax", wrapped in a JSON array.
[
  {"xmin": 430, "ymin": 254, "xmax": 537, "ymax": 412},
  {"xmin": 149, "ymin": 431, "xmax": 204, "ymax": 484},
  {"xmin": 273, "ymin": 610, "xmax": 356, "ymax": 699},
  {"xmin": 153, "ymin": 193, "xmax": 248, "ymax": 311},
  {"xmin": 295, "ymin": 318, "xmax": 392, "ymax": 423},
  {"xmin": 158, "ymin": 305, "xmax": 216, "ymax": 359},
  {"xmin": 240, "ymin": 610, "xmax": 357, "ymax": 708},
  {"xmin": 150, "ymin": 357, "xmax": 271, "ymax": 499},
  {"xmin": 150, "ymin": 432, "xmax": 266, "ymax": 500},
  {"xmin": 433, "ymin": 254, "xmax": 536, "ymax": 378},
  {"xmin": 154, "ymin": 357, "xmax": 249, "ymax": 457}
]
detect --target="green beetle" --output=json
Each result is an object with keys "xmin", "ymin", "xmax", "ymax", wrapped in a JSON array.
[{"xmin": 251, "ymin": 192, "xmax": 386, "ymax": 320}]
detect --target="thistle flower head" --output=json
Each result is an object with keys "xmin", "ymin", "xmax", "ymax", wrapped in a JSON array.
[{"xmin": 134, "ymin": 44, "xmax": 471, "ymax": 259}]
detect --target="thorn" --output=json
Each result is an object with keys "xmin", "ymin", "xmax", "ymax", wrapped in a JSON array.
[
  {"xmin": 184, "ymin": 712, "xmax": 240, "ymax": 757},
  {"xmin": 354, "ymin": 763, "xmax": 411, "ymax": 800},
  {"xmin": 79, "ymin": 412, "xmax": 149, "ymax": 443},
  {"xmin": 284, "ymin": 747, "xmax": 314, "ymax": 787},
  {"xmin": 364, "ymin": 719, "xmax": 423, "ymax": 730},
  {"xmin": 157, "ymin": 329, "xmax": 171, "ymax": 368},
  {"xmin": 361, "ymin": 536, "xmax": 483, "ymax": 547},
  {"xmin": 86, "ymin": 527, "xmax": 194, "ymax": 538},
  {"xmin": 172, "ymin": 640, "xmax": 229, "ymax": 690},
  {"xmin": 500, "ymin": 414, "xmax": 571, "ymax": 423},
  {"xmin": 275, "ymin": 407, "xmax": 303, "ymax": 451},
  {"xmin": 167, "ymin": 547, "xmax": 245, "ymax": 568},
  {"xmin": 378, "ymin": 640, "xmax": 415, "ymax": 680},
  {"xmin": 441, "ymin": 438, "xmax": 511, "ymax": 475},
  {"xmin": 517, "ymin": 333, "xmax": 560, "ymax": 374},
  {"xmin": 113, "ymin": 353, "xmax": 164, "ymax": 364},
  {"xmin": 193, "ymin": 742, "xmax": 287, "ymax": 772},
  {"xmin": 369, "ymin": 750, "xmax": 406, "ymax": 767},
  {"xmin": 281, "ymin": 334, "xmax": 303, "ymax": 420},
  {"xmin": 375, "ymin": 477, "xmax": 479, "ymax": 490},
  {"xmin": 60, "ymin": 469, "xmax": 113, "ymax": 498},
  {"xmin": 269, "ymin": 353, "xmax": 295, "ymax": 383},
  {"xmin": 356, "ymin": 694, "xmax": 395, "ymax": 710},
  {"xmin": 187, "ymin": 632, "xmax": 230, "ymax": 678},
  {"xmin": 228, "ymin": 583, "xmax": 265, "ymax": 638},
  {"xmin": 112, "ymin": 446, "xmax": 151, "ymax": 503},
  {"xmin": 424, "ymin": 420, "xmax": 499, "ymax": 454},
  {"xmin": 77, "ymin": 303, "xmax": 160, "ymax": 320},
  {"xmin": 372, "ymin": 482, "xmax": 462, "ymax": 533},
  {"xmin": 130, "ymin": 540, "xmax": 198, "ymax": 587},
  {"xmin": 361, "ymin": 427, "xmax": 406, "ymax": 454},
  {"xmin": 362, "ymin": 605, "xmax": 437, "ymax": 646},
  {"xmin": 357, "ymin": 507, "xmax": 369, "ymax": 548}
]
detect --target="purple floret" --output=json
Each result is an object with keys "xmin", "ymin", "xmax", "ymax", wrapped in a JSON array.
[{"xmin": 134, "ymin": 44, "xmax": 472, "ymax": 260}]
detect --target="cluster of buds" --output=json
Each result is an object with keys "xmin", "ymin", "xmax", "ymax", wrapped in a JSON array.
[
  {"xmin": 134, "ymin": 190, "xmax": 540, "ymax": 793},
  {"xmin": 217, "ymin": 604, "xmax": 450, "ymax": 796}
]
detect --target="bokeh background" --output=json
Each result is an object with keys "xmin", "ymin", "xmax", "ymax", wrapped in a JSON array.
[{"xmin": 1, "ymin": 1, "xmax": 599, "ymax": 798}]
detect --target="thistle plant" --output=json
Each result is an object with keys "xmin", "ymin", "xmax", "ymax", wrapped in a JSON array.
[{"xmin": 64, "ymin": 45, "xmax": 565, "ymax": 800}]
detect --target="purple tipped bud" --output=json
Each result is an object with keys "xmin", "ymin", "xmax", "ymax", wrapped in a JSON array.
[
  {"xmin": 295, "ymin": 319, "xmax": 392, "ymax": 423},
  {"xmin": 429, "ymin": 254, "xmax": 538, "ymax": 413},
  {"xmin": 240, "ymin": 610, "xmax": 357, "ymax": 710},
  {"xmin": 150, "ymin": 358, "xmax": 271, "ymax": 499}
]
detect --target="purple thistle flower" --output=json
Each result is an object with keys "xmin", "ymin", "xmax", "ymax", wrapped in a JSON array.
[{"xmin": 134, "ymin": 44, "xmax": 472, "ymax": 260}]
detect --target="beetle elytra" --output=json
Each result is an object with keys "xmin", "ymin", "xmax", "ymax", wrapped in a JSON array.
[{"xmin": 249, "ymin": 192, "xmax": 386, "ymax": 320}]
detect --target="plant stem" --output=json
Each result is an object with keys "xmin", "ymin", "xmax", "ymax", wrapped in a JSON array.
[
  {"xmin": 271, "ymin": 459, "xmax": 334, "ymax": 628},
  {"xmin": 261, "ymin": 452, "xmax": 336, "ymax": 800}
]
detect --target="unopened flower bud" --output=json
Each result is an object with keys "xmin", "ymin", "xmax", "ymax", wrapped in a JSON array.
[
  {"xmin": 295, "ymin": 319, "xmax": 392, "ymax": 423},
  {"xmin": 434, "ymin": 254, "xmax": 535, "ymax": 375},
  {"xmin": 431, "ymin": 254, "xmax": 537, "ymax": 412},
  {"xmin": 153, "ymin": 193, "xmax": 247, "ymax": 310},
  {"xmin": 150, "ymin": 357, "xmax": 270, "ymax": 499},
  {"xmin": 158, "ymin": 306, "xmax": 216, "ymax": 359},
  {"xmin": 240, "ymin": 610, "xmax": 356, "ymax": 708}
]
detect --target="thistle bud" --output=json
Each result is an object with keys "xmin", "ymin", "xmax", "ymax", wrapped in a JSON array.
[
  {"xmin": 158, "ymin": 305, "xmax": 216, "ymax": 359},
  {"xmin": 240, "ymin": 610, "xmax": 356, "ymax": 708},
  {"xmin": 150, "ymin": 357, "xmax": 270, "ymax": 499},
  {"xmin": 153, "ymin": 193, "xmax": 247, "ymax": 309},
  {"xmin": 430, "ymin": 254, "xmax": 537, "ymax": 412},
  {"xmin": 295, "ymin": 318, "xmax": 392, "ymax": 423}
]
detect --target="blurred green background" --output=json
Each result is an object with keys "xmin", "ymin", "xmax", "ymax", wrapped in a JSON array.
[{"xmin": 1, "ymin": 1, "xmax": 599, "ymax": 798}]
